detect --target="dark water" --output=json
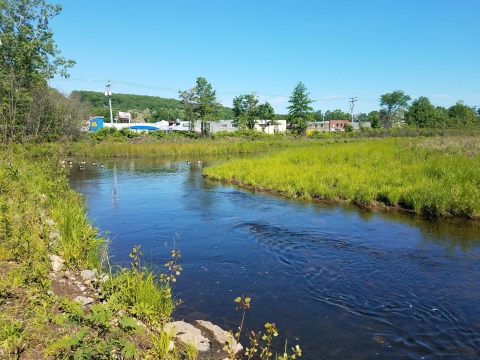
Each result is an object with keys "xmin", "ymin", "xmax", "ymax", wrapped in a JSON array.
[{"xmin": 69, "ymin": 157, "xmax": 480, "ymax": 359}]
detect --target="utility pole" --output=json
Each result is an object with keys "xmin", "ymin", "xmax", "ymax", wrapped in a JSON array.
[
  {"xmin": 349, "ymin": 97, "xmax": 357, "ymax": 123},
  {"xmin": 105, "ymin": 80, "xmax": 113, "ymax": 125}
]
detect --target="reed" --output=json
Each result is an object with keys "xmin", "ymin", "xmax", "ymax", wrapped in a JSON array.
[{"xmin": 204, "ymin": 137, "xmax": 480, "ymax": 218}]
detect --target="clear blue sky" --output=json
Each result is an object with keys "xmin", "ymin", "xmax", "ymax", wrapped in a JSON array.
[{"xmin": 49, "ymin": 0, "xmax": 480, "ymax": 115}]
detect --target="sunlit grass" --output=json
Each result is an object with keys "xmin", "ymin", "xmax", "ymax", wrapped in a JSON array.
[
  {"xmin": 204, "ymin": 137, "xmax": 480, "ymax": 218},
  {"xmin": 68, "ymin": 138, "xmax": 312, "ymax": 157}
]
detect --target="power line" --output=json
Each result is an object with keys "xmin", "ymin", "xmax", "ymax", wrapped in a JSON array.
[{"xmin": 51, "ymin": 77, "xmax": 375, "ymax": 104}]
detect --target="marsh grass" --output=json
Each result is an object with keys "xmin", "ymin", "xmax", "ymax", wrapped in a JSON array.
[
  {"xmin": 68, "ymin": 138, "xmax": 312, "ymax": 158},
  {"xmin": 204, "ymin": 137, "xmax": 480, "ymax": 218}
]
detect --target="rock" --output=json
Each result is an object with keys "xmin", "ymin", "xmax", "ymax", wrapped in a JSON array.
[
  {"xmin": 74, "ymin": 296, "xmax": 94, "ymax": 306},
  {"xmin": 49, "ymin": 231, "xmax": 60, "ymax": 240},
  {"xmin": 164, "ymin": 321, "xmax": 211, "ymax": 358},
  {"xmin": 192, "ymin": 320, "xmax": 243, "ymax": 358},
  {"xmin": 169, "ymin": 340, "xmax": 175, "ymax": 351},
  {"xmin": 99, "ymin": 274, "xmax": 110, "ymax": 282},
  {"xmin": 48, "ymin": 254, "xmax": 64, "ymax": 272},
  {"xmin": 79, "ymin": 285, "xmax": 86, "ymax": 292},
  {"xmin": 80, "ymin": 270, "xmax": 96, "ymax": 281},
  {"xmin": 45, "ymin": 219, "xmax": 55, "ymax": 227}
]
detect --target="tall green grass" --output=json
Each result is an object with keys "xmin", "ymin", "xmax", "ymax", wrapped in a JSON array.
[
  {"xmin": 204, "ymin": 137, "xmax": 480, "ymax": 218},
  {"xmin": 67, "ymin": 138, "xmax": 312, "ymax": 157}
]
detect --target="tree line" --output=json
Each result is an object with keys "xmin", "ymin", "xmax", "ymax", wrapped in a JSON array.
[{"xmin": 1, "ymin": 0, "xmax": 478, "ymax": 142}]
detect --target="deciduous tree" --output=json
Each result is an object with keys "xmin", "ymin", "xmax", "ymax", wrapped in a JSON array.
[
  {"xmin": 232, "ymin": 94, "xmax": 259, "ymax": 130},
  {"xmin": 0, "ymin": 0, "xmax": 75, "ymax": 142},
  {"xmin": 379, "ymin": 90, "xmax": 411, "ymax": 127},
  {"xmin": 179, "ymin": 88, "xmax": 198, "ymax": 131},
  {"xmin": 405, "ymin": 96, "xmax": 440, "ymax": 128}
]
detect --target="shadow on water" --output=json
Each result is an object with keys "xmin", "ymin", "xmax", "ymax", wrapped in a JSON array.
[{"xmin": 69, "ymin": 156, "xmax": 480, "ymax": 359}]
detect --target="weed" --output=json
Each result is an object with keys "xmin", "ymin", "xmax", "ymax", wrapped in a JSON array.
[
  {"xmin": 226, "ymin": 295, "xmax": 302, "ymax": 360},
  {"xmin": 48, "ymin": 299, "xmax": 142, "ymax": 359}
]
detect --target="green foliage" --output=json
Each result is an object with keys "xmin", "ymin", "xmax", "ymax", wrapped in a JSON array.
[
  {"xmin": 0, "ymin": 0, "xmax": 75, "ymax": 82},
  {"xmin": 0, "ymin": 0, "xmax": 82, "ymax": 143},
  {"xmin": 102, "ymin": 244, "xmax": 176, "ymax": 326},
  {"xmin": 447, "ymin": 101, "xmax": 478, "ymax": 127},
  {"xmin": 324, "ymin": 109, "xmax": 350, "ymax": 121},
  {"xmin": 0, "ymin": 318, "xmax": 26, "ymax": 358},
  {"xmin": 195, "ymin": 77, "xmax": 221, "ymax": 135},
  {"xmin": 225, "ymin": 295, "xmax": 302, "ymax": 360},
  {"xmin": 257, "ymin": 102, "xmax": 276, "ymax": 121},
  {"xmin": 287, "ymin": 82, "xmax": 314, "ymax": 134},
  {"xmin": 379, "ymin": 90, "xmax": 411, "ymax": 127},
  {"xmin": 232, "ymin": 95, "xmax": 276, "ymax": 130},
  {"xmin": 76, "ymin": 90, "xmax": 235, "ymax": 121},
  {"xmin": 179, "ymin": 87, "xmax": 199, "ymax": 131},
  {"xmin": 379, "ymin": 90, "xmax": 411, "ymax": 117},
  {"xmin": 344, "ymin": 124, "xmax": 353, "ymax": 132},
  {"xmin": 233, "ymin": 94, "xmax": 260, "ymax": 130},
  {"xmin": 48, "ymin": 300, "xmax": 142, "ymax": 359},
  {"xmin": 406, "ymin": 96, "xmax": 446, "ymax": 128},
  {"xmin": 204, "ymin": 137, "xmax": 480, "ymax": 218}
]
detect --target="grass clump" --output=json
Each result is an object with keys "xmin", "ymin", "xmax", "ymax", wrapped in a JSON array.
[{"xmin": 204, "ymin": 137, "xmax": 480, "ymax": 219}]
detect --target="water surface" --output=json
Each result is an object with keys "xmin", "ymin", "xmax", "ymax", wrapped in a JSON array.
[{"xmin": 69, "ymin": 157, "xmax": 480, "ymax": 359}]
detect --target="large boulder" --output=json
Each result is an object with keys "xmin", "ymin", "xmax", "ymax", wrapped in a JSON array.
[
  {"xmin": 192, "ymin": 320, "xmax": 243, "ymax": 359},
  {"xmin": 164, "ymin": 321, "xmax": 211, "ymax": 358},
  {"xmin": 165, "ymin": 320, "xmax": 243, "ymax": 360}
]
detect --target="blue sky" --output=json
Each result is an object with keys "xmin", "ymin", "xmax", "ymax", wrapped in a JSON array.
[{"xmin": 49, "ymin": 0, "xmax": 480, "ymax": 115}]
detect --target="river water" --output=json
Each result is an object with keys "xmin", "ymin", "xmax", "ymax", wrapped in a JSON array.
[{"xmin": 69, "ymin": 156, "xmax": 480, "ymax": 359}]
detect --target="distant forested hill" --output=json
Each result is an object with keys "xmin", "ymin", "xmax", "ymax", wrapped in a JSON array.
[{"xmin": 73, "ymin": 90, "xmax": 234, "ymax": 121}]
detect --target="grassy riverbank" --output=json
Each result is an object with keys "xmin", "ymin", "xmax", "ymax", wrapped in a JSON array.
[
  {"xmin": 0, "ymin": 147, "xmax": 178, "ymax": 358},
  {"xmin": 66, "ymin": 137, "xmax": 311, "ymax": 158},
  {"xmin": 203, "ymin": 137, "xmax": 480, "ymax": 219}
]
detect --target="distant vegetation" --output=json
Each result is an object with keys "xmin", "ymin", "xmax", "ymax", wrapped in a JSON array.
[{"xmin": 73, "ymin": 90, "xmax": 235, "ymax": 122}]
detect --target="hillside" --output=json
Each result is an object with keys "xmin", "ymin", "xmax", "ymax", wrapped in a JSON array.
[{"xmin": 73, "ymin": 90, "xmax": 234, "ymax": 121}]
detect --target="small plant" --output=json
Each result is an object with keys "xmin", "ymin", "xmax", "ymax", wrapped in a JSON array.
[
  {"xmin": 0, "ymin": 319, "xmax": 26, "ymax": 359},
  {"xmin": 160, "ymin": 236, "xmax": 183, "ymax": 284},
  {"xmin": 48, "ymin": 299, "xmax": 142, "ymax": 359},
  {"xmin": 225, "ymin": 296, "xmax": 302, "ymax": 360},
  {"xmin": 181, "ymin": 340, "xmax": 199, "ymax": 360}
]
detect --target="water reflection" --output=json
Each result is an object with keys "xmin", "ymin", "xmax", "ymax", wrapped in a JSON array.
[{"xmin": 69, "ymin": 157, "xmax": 480, "ymax": 359}]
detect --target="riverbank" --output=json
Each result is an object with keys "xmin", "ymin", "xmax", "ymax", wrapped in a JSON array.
[
  {"xmin": 0, "ymin": 145, "xmax": 301, "ymax": 359},
  {"xmin": 203, "ymin": 137, "xmax": 480, "ymax": 219},
  {"xmin": 0, "ymin": 147, "xmax": 181, "ymax": 358}
]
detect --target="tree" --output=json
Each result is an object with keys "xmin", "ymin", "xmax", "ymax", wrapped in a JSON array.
[
  {"xmin": 287, "ymin": 82, "xmax": 314, "ymax": 134},
  {"xmin": 324, "ymin": 109, "xmax": 350, "ymax": 121},
  {"xmin": 379, "ymin": 90, "xmax": 411, "ymax": 127},
  {"xmin": 405, "ymin": 96, "xmax": 440, "ymax": 128},
  {"xmin": 179, "ymin": 88, "xmax": 198, "ymax": 131},
  {"xmin": 232, "ymin": 94, "xmax": 259, "ymax": 130},
  {"xmin": 312, "ymin": 110, "xmax": 324, "ymax": 122},
  {"xmin": 257, "ymin": 102, "xmax": 275, "ymax": 121},
  {"xmin": 194, "ymin": 77, "xmax": 220, "ymax": 135},
  {"xmin": 0, "ymin": 0, "xmax": 75, "ymax": 83},
  {"xmin": 0, "ymin": 0, "xmax": 76, "ymax": 142},
  {"xmin": 367, "ymin": 111, "xmax": 381, "ymax": 129},
  {"xmin": 355, "ymin": 112, "xmax": 368, "ymax": 122},
  {"xmin": 447, "ymin": 101, "xmax": 478, "ymax": 127}
]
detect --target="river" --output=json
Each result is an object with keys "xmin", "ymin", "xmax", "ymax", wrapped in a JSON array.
[{"xmin": 69, "ymin": 156, "xmax": 480, "ymax": 359}]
